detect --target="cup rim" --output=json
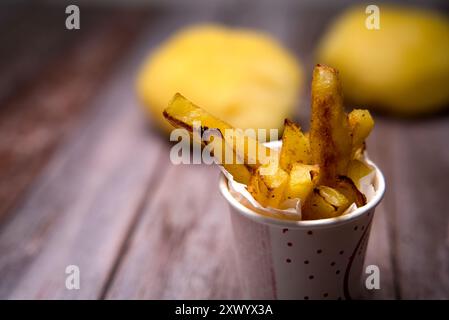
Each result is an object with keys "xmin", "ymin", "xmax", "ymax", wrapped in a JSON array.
[{"xmin": 219, "ymin": 144, "xmax": 386, "ymax": 230}]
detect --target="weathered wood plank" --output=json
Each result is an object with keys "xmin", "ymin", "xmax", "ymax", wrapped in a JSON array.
[
  {"xmin": 0, "ymin": 8, "xmax": 149, "ymax": 222},
  {"xmin": 0, "ymin": 5, "xmax": 83, "ymax": 102},
  {"xmin": 361, "ymin": 123, "xmax": 398, "ymax": 299},
  {"xmin": 381, "ymin": 118, "xmax": 449, "ymax": 299},
  {"xmin": 0, "ymin": 15, "xmax": 167, "ymax": 298},
  {"xmin": 364, "ymin": 116, "xmax": 449, "ymax": 299},
  {"xmin": 105, "ymin": 164, "xmax": 242, "ymax": 299}
]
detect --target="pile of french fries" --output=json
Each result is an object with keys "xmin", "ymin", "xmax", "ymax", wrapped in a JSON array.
[{"xmin": 163, "ymin": 65, "xmax": 374, "ymax": 220}]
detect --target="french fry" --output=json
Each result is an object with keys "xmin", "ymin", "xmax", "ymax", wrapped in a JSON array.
[
  {"xmin": 310, "ymin": 65, "xmax": 352, "ymax": 186},
  {"xmin": 248, "ymin": 160, "xmax": 289, "ymax": 208},
  {"xmin": 163, "ymin": 93, "xmax": 276, "ymax": 169},
  {"xmin": 347, "ymin": 159, "xmax": 373, "ymax": 190},
  {"xmin": 279, "ymin": 119, "xmax": 311, "ymax": 171},
  {"xmin": 283, "ymin": 163, "xmax": 319, "ymax": 205},
  {"xmin": 163, "ymin": 65, "xmax": 376, "ymax": 220},
  {"xmin": 163, "ymin": 93, "xmax": 231, "ymax": 133},
  {"xmin": 205, "ymin": 135, "xmax": 253, "ymax": 184},
  {"xmin": 348, "ymin": 109, "xmax": 374, "ymax": 156},
  {"xmin": 220, "ymin": 128, "xmax": 275, "ymax": 169},
  {"xmin": 335, "ymin": 176, "xmax": 366, "ymax": 207},
  {"xmin": 163, "ymin": 93, "xmax": 281, "ymax": 184},
  {"xmin": 302, "ymin": 186, "xmax": 350, "ymax": 220}
]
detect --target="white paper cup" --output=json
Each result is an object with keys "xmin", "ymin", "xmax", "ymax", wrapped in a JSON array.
[{"xmin": 219, "ymin": 151, "xmax": 385, "ymax": 300}]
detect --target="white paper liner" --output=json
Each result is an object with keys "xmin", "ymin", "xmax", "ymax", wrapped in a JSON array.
[
  {"xmin": 220, "ymin": 166, "xmax": 302, "ymax": 220},
  {"xmin": 219, "ymin": 143, "xmax": 376, "ymax": 221}
]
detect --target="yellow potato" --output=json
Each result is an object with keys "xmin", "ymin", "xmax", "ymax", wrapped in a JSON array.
[
  {"xmin": 310, "ymin": 65, "xmax": 352, "ymax": 185},
  {"xmin": 335, "ymin": 176, "xmax": 366, "ymax": 207},
  {"xmin": 279, "ymin": 119, "xmax": 311, "ymax": 171},
  {"xmin": 302, "ymin": 186, "xmax": 350, "ymax": 220},
  {"xmin": 206, "ymin": 135, "xmax": 252, "ymax": 185},
  {"xmin": 163, "ymin": 93, "xmax": 231, "ymax": 134},
  {"xmin": 347, "ymin": 159, "xmax": 373, "ymax": 189},
  {"xmin": 162, "ymin": 67, "xmax": 376, "ymax": 220},
  {"xmin": 163, "ymin": 93, "xmax": 276, "ymax": 172},
  {"xmin": 348, "ymin": 109, "xmax": 374, "ymax": 155},
  {"xmin": 317, "ymin": 5, "xmax": 449, "ymax": 116},
  {"xmin": 139, "ymin": 25, "xmax": 303, "ymax": 134},
  {"xmin": 248, "ymin": 160, "xmax": 289, "ymax": 208},
  {"xmin": 283, "ymin": 163, "xmax": 319, "ymax": 204}
]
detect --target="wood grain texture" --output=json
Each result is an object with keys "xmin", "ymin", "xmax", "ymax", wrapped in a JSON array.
[
  {"xmin": 0, "ymin": 17, "xmax": 165, "ymax": 298},
  {"xmin": 361, "ymin": 126, "xmax": 398, "ymax": 300},
  {"xmin": 105, "ymin": 164, "xmax": 242, "ymax": 299},
  {"xmin": 377, "ymin": 118, "xmax": 449, "ymax": 299},
  {"xmin": 0, "ymin": 6, "xmax": 149, "ymax": 222}
]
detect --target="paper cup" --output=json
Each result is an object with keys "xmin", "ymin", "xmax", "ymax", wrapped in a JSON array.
[{"xmin": 219, "ymin": 154, "xmax": 385, "ymax": 300}]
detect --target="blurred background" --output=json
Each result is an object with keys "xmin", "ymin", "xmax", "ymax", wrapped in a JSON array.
[{"xmin": 0, "ymin": 0, "xmax": 448, "ymax": 299}]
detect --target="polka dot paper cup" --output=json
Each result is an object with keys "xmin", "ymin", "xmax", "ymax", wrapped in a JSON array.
[{"xmin": 219, "ymin": 157, "xmax": 385, "ymax": 300}]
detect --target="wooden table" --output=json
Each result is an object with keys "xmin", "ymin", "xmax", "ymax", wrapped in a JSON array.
[{"xmin": 1, "ymin": 2, "xmax": 448, "ymax": 300}]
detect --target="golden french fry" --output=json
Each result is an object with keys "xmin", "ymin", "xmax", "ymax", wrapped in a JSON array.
[
  {"xmin": 279, "ymin": 119, "xmax": 311, "ymax": 171},
  {"xmin": 205, "ymin": 135, "xmax": 253, "ymax": 184},
  {"xmin": 347, "ymin": 159, "xmax": 373, "ymax": 190},
  {"xmin": 163, "ymin": 65, "xmax": 376, "ymax": 221},
  {"xmin": 310, "ymin": 65, "xmax": 352, "ymax": 185},
  {"xmin": 248, "ymin": 160, "xmax": 289, "ymax": 208},
  {"xmin": 348, "ymin": 109, "xmax": 374, "ymax": 156},
  {"xmin": 163, "ymin": 93, "xmax": 276, "ymax": 170},
  {"xmin": 283, "ymin": 163, "xmax": 319, "ymax": 204},
  {"xmin": 302, "ymin": 186, "xmax": 350, "ymax": 220},
  {"xmin": 219, "ymin": 128, "xmax": 275, "ymax": 169},
  {"xmin": 335, "ymin": 176, "xmax": 366, "ymax": 207},
  {"xmin": 163, "ymin": 93, "xmax": 231, "ymax": 133}
]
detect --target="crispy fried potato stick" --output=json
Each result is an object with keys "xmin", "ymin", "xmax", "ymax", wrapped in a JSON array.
[
  {"xmin": 279, "ymin": 119, "xmax": 311, "ymax": 171},
  {"xmin": 348, "ymin": 109, "xmax": 374, "ymax": 157},
  {"xmin": 310, "ymin": 65, "xmax": 352, "ymax": 186},
  {"xmin": 163, "ymin": 93, "xmax": 277, "ymax": 184},
  {"xmin": 248, "ymin": 160, "xmax": 289, "ymax": 208},
  {"xmin": 302, "ymin": 186, "xmax": 350, "ymax": 220}
]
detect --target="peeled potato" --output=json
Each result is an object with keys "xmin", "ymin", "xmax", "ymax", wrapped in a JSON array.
[
  {"xmin": 317, "ymin": 5, "xmax": 449, "ymax": 116},
  {"xmin": 335, "ymin": 176, "xmax": 366, "ymax": 207},
  {"xmin": 347, "ymin": 159, "xmax": 373, "ymax": 190},
  {"xmin": 163, "ymin": 93, "xmax": 277, "ymax": 167},
  {"xmin": 248, "ymin": 160, "xmax": 289, "ymax": 208},
  {"xmin": 302, "ymin": 186, "xmax": 350, "ymax": 220},
  {"xmin": 348, "ymin": 109, "xmax": 374, "ymax": 156},
  {"xmin": 310, "ymin": 65, "xmax": 352, "ymax": 185},
  {"xmin": 279, "ymin": 119, "xmax": 311, "ymax": 171},
  {"xmin": 283, "ymin": 163, "xmax": 319, "ymax": 204},
  {"xmin": 138, "ymin": 25, "xmax": 303, "ymax": 135}
]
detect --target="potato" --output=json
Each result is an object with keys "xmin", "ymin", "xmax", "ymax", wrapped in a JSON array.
[
  {"xmin": 220, "ymin": 128, "xmax": 275, "ymax": 169},
  {"xmin": 310, "ymin": 65, "xmax": 352, "ymax": 185},
  {"xmin": 279, "ymin": 119, "xmax": 311, "ymax": 171},
  {"xmin": 348, "ymin": 109, "xmax": 374, "ymax": 155},
  {"xmin": 206, "ymin": 135, "xmax": 252, "ymax": 185},
  {"xmin": 248, "ymin": 160, "xmax": 289, "ymax": 208},
  {"xmin": 335, "ymin": 176, "xmax": 366, "ymax": 207},
  {"xmin": 302, "ymin": 186, "xmax": 350, "ymax": 220},
  {"xmin": 138, "ymin": 24, "xmax": 303, "ymax": 134},
  {"xmin": 317, "ymin": 5, "xmax": 449, "ymax": 116},
  {"xmin": 347, "ymin": 159, "xmax": 373, "ymax": 189},
  {"xmin": 163, "ymin": 93, "xmax": 276, "ymax": 171},
  {"xmin": 163, "ymin": 66, "xmax": 376, "ymax": 220},
  {"xmin": 283, "ymin": 163, "xmax": 319, "ymax": 204},
  {"xmin": 163, "ymin": 93, "xmax": 232, "ymax": 134}
]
